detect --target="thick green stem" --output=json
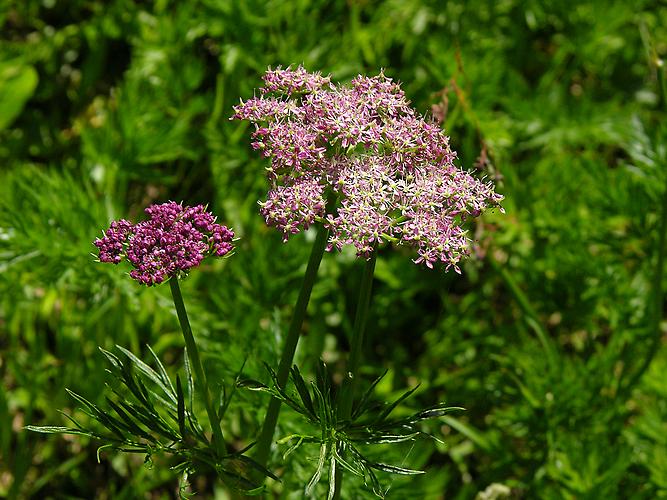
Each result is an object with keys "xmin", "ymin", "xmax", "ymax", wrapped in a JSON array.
[
  {"xmin": 169, "ymin": 278, "xmax": 226, "ymax": 454},
  {"xmin": 334, "ymin": 251, "xmax": 377, "ymax": 499},
  {"xmin": 338, "ymin": 252, "xmax": 377, "ymax": 419},
  {"xmin": 253, "ymin": 224, "xmax": 331, "ymax": 467}
]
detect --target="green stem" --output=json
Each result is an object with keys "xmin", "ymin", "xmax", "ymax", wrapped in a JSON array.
[
  {"xmin": 334, "ymin": 251, "xmax": 377, "ymax": 499},
  {"xmin": 253, "ymin": 224, "xmax": 331, "ymax": 468},
  {"xmin": 169, "ymin": 278, "xmax": 226, "ymax": 455},
  {"xmin": 339, "ymin": 252, "xmax": 377, "ymax": 419}
]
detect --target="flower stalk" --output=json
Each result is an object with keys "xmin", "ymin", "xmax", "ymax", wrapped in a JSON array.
[
  {"xmin": 254, "ymin": 222, "xmax": 332, "ymax": 467},
  {"xmin": 169, "ymin": 277, "xmax": 226, "ymax": 455},
  {"xmin": 334, "ymin": 250, "xmax": 377, "ymax": 498},
  {"xmin": 338, "ymin": 251, "xmax": 377, "ymax": 420}
]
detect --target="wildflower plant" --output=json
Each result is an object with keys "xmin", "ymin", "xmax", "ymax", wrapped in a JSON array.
[
  {"xmin": 27, "ymin": 67, "xmax": 503, "ymax": 498},
  {"xmin": 234, "ymin": 66, "xmax": 503, "ymax": 496},
  {"xmin": 29, "ymin": 202, "xmax": 276, "ymax": 494}
]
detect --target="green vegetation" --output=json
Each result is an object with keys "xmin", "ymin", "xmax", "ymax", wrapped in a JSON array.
[{"xmin": 1, "ymin": 0, "xmax": 666, "ymax": 498}]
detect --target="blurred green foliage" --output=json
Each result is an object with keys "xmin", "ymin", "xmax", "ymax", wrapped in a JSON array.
[{"xmin": 1, "ymin": 0, "xmax": 666, "ymax": 498}]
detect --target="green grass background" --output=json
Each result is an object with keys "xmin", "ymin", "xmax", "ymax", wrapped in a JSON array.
[{"xmin": 1, "ymin": 0, "xmax": 666, "ymax": 498}]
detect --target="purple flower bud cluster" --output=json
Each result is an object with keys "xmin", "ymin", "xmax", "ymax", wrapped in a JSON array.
[
  {"xmin": 94, "ymin": 202, "xmax": 234, "ymax": 285},
  {"xmin": 233, "ymin": 66, "xmax": 503, "ymax": 271}
]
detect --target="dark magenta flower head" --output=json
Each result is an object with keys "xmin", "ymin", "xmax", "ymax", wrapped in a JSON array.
[
  {"xmin": 94, "ymin": 202, "xmax": 234, "ymax": 286},
  {"xmin": 232, "ymin": 66, "xmax": 503, "ymax": 272}
]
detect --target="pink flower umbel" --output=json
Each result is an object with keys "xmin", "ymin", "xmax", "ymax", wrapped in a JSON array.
[
  {"xmin": 94, "ymin": 202, "xmax": 234, "ymax": 285},
  {"xmin": 233, "ymin": 66, "xmax": 503, "ymax": 271}
]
